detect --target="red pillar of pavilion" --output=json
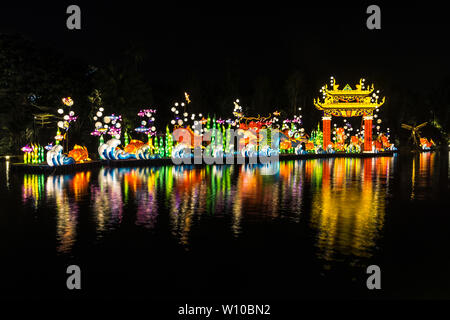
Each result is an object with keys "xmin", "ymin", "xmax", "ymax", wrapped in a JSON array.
[
  {"xmin": 322, "ymin": 116, "xmax": 332, "ymax": 150},
  {"xmin": 363, "ymin": 116, "xmax": 373, "ymax": 152}
]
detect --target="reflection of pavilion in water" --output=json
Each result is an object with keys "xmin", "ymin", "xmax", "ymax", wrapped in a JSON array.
[
  {"xmin": 309, "ymin": 157, "xmax": 393, "ymax": 261},
  {"xmin": 410, "ymin": 152, "xmax": 437, "ymax": 200}
]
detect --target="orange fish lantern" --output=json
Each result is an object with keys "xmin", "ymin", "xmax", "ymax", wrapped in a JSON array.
[
  {"xmin": 420, "ymin": 138, "xmax": 434, "ymax": 148},
  {"xmin": 280, "ymin": 140, "xmax": 292, "ymax": 150},
  {"xmin": 380, "ymin": 135, "xmax": 391, "ymax": 148},
  {"xmin": 124, "ymin": 139, "xmax": 146, "ymax": 154},
  {"xmin": 350, "ymin": 136, "xmax": 359, "ymax": 145},
  {"xmin": 305, "ymin": 142, "xmax": 315, "ymax": 151},
  {"xmin": 336, "ymin": 127, "xmax": 345, "ymax": 135},
  {"xmin": 374, "ymin": 140, "xmax": 383, "ymax": 151},
  {"xmin": 67, "ymin": 145, "xmax": 90, "ymax": 162},
  {"xmin": 181, "ymin": 126, "xmax": 204, "ymax": 148},
  {"xmin": 239, "ymin": 123, "xmax": 248, "ymax": 130}
]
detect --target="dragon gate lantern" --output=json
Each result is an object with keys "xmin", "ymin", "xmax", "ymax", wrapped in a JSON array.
[{"xmin": 314, "ymin": 78, "xmax": 385, "ymax": 152}]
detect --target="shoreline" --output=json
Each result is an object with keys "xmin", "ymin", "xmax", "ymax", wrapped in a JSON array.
[{"xmin": 9, "ymin": 151, "xmax": 399, "ymax": 174}]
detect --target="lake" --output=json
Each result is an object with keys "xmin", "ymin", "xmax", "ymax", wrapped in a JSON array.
[{"xmin": 1, "ymin": 152, "xmax": 449, "ymax": 299}]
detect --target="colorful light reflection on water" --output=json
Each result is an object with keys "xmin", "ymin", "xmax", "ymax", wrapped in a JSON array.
[
  {"xmin": 16, "ymin": 156, "xmax": 415, "ymax": 260},
  {"xmin": 14, "ymin": 153, "xmax": 445, "ymax": 261},
  {"xmin": 3, "ymin": 152, "xmax": 448, "ymax": 299}
]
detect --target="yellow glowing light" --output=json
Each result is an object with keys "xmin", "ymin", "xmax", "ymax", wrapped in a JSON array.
[
  {"xmin": 62, "ymin": 97, "xmax": 74, "ymax": 106},
  {"xmin": 184, "ymin": 92, "xmax": 191, "ymax": 104},
  {"xmin": 314, "ymin": 78, "xmax": 385, "ymax": 117}
]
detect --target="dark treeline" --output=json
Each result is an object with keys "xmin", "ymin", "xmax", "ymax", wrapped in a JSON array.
[{"xmin": 0, "ymin": 33, "xmax": 448, "ymax": 155}]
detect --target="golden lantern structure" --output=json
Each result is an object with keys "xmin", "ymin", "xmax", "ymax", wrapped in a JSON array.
[{"xmin": 314, "ymin": 77, "xmax": 385, "ymax": 152}]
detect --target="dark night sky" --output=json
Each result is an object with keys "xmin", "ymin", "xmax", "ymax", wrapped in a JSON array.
[{"xmin": 1, "ymin": 1, "xmax": 449, "ymax": 91}]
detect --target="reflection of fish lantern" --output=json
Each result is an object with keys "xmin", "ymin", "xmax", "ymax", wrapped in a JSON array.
[{"xmin": 67, "ymin": 145, "xmax": 90, "ymax": 162}]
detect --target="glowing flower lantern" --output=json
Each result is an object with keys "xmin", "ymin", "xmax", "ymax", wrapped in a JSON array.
[{"xmin": 62, "ymin": 97, "xmax": 74, "ymax": 107}]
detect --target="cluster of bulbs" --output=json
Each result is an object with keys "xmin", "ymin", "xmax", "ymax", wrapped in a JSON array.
[
  {"xmin": 282, "ymin": 107, "xmax": 303, "ymax": 131},
  {"xmin": 270, "ymin": 110, "xmax": 281, "ymax": 128},
  {"xmin": 91, "ymin": 104, "xmax": 122, "ymax": 139},
  {"xmin": 373, "ymin": 106, "xmax": 384, "ymax": 136},
  {"xmin": 332, "ymin": 119, "xmax": 354, "ymax": 141},
  {"xmin": 170, "ymin": 101, "xmax": 205, "ymax": 135},
  {"xmin": 56, "ymin": 97, "xmax": 77, "ymax": 131},
  {"xmin": 232, "ymin": 99, "xmax": 243, "ymax": 123},
  {"xmin": 135, "ymin": 109, "xmax": 157, "ymax": 135},
  {"xmin": 371, "ymin": 90, "xmax": 381, "ymax": 103}
]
